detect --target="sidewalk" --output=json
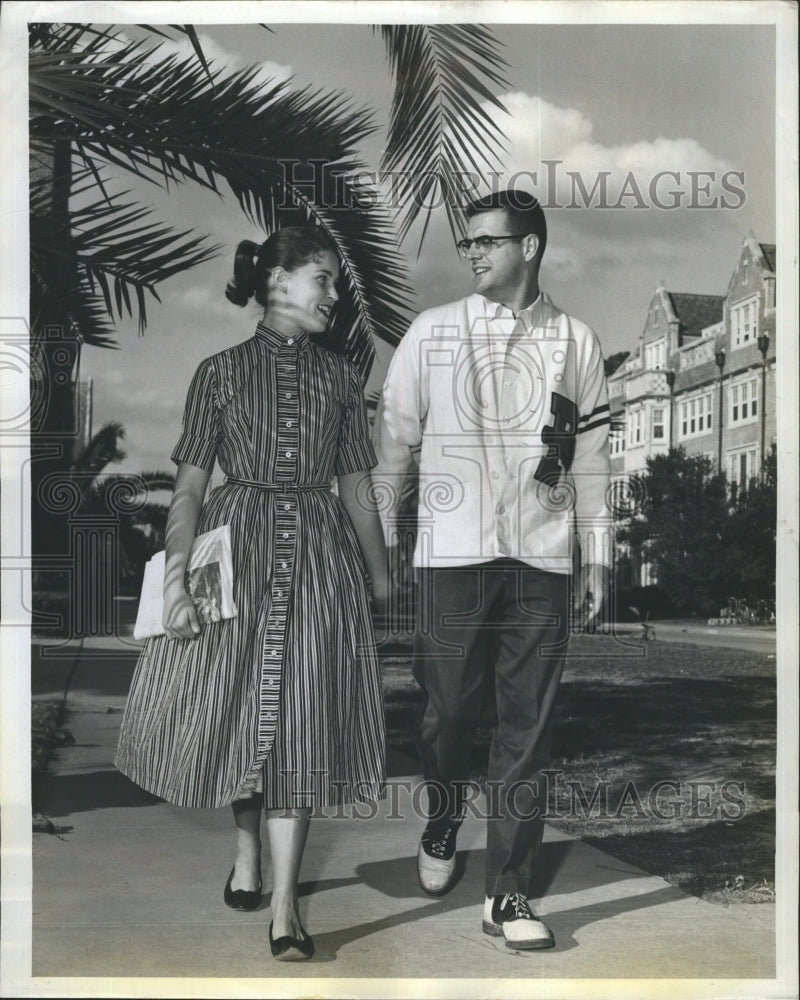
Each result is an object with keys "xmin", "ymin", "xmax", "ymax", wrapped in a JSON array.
[
  {"xmin": 580, "ymin": 618, "xmax": 777, "ymax": 654},
  {"xmin": 31, "ymin": 638, "xmax": 776, "ymax": 985}
]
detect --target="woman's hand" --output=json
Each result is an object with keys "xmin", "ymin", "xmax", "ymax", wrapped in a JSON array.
[
  {"xmin": 161, "ymin": 462, "xmax": 211, "ymax": 640},
  {"xmin": 369, "ymin": 569, "xmax": 390, "ymax": 647},
  {"xmin": 163, "ymin": 584, "xmax": 201, "ymax": 640}
]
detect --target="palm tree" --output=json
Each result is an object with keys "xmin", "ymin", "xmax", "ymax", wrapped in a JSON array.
[
  {"xmin": 71, "ymin": 423, "xmax": 175, "ymax": 592},
  {"xmin": 33, "ymin": 420, "xmax": 174, "ymax": 632},
  {"xmin": 29, "ymin": 22, "xmax": 508, "ymax": 386},
  {"xmin": 28, "ymin": 20, "xmax": 509, "ymax": 628}
]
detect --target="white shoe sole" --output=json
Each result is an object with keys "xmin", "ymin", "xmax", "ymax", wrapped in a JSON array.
[{"xmin": 482, "ymin": 919, "xmax": 555, "ymax": 950}]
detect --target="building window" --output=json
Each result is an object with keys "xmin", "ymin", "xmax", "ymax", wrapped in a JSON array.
[
  {"xmin": 652, "ymin": 408, "xmax": 665, "ymax": 440},
  {"xmin": 727, "ymin": 446, "xmax": 759, "ymax": 492},
  {"xmin": 645, "ymin": 339, "xmax": 666, "ymax": 370},
  {"xmin": 627, "ymin": 409, "xmax": 644, "ymax": 447},
  {"xmin": 678, "ymin": 392, "xmax": 713, "ymax": 440},
  {"xmin": 730, "ymin": 296, "xmax": 759, "ymax": 349},
  {"xmin": 729, "ymin": 377, "xmax": 759, "ymax": 426}
]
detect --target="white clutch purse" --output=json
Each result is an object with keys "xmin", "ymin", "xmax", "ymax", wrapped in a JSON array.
[{"xmin": 133, "ymin": 525, "xmax": 238, "ymax": 640}]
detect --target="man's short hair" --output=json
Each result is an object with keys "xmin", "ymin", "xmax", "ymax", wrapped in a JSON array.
[{"xmin": 465, "ymin": 189, "xmax": 547, "ymax": 262}]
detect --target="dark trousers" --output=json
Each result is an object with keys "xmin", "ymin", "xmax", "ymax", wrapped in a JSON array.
[{"xmin": 412, "ymin": 559, "xmax": 570, "ymax": 897}]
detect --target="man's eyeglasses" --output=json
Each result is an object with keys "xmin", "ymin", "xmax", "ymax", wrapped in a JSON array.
[{"xmin": 456, "ymin": 235, "xmax": 526, "ymax": 258}]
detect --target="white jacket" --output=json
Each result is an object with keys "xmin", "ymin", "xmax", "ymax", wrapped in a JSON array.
[{"xmin": 372, "ymin": 292, "xmax": 612, "ymax": 573}]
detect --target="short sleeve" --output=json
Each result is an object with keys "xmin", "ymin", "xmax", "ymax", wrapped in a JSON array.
[
  {"xmin": 170, "ymin": 358, "xmax": 220, "ymax": 471},
  {"xmin": 335, "ymin": 363, "xmax": 377, "ymax": 477}
]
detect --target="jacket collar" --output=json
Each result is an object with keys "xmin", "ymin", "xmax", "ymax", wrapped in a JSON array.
[
  {"xmin": 478, "ymin": 292, "xmax": 546, "ymax": 325},
  {"xmin": 466, "ymin": 292, "xmax": 554, "ymax": 335}
]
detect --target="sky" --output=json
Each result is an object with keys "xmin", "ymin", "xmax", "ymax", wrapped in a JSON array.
[{"xmin": 60, "ymin": 17, "xmax": 777, "ymax": 478}]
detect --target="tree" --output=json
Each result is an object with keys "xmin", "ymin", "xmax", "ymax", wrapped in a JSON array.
[
  {"xmin": 617, "ymin": 449, "xmax": 730, "ymax": 616},
  {"xmin": 721, "ymin": 445, "xmax": 777, "ymax": 609},
  {"xmin": 28, "ymin": 22, "xmax": 509, "ymax": 629},
  {"xmin": 33, "ymin": 421, "xmax": 174, "ymax": 632},
  {"xmin": 69, "ymin": 422, "xmax": 175, "ymax": 587},
  {"xmin": 36, "ymin": 420, "xmax": 174, "ymax": 572},
  {"xmin": 604, "ymin": 351, "xmax": 630, "ymax": 378},
  {"xmin": 29, "ymin": 22, "xmax": 509, "ymax": 382}
]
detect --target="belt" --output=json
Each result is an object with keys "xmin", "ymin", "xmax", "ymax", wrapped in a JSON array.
[{"xmin": 225, "ymin": 476, "xmax": 331, "ymax": 492}]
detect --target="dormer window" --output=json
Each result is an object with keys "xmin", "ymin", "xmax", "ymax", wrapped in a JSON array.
[
  {"xmin": 645, "ymin": 339, "xmax": 667, "ymax": 370},
  {"xmin": 730, "ymin": 295, "xmax": 759, "ymax": 349},
  {"xmin": 764, "ymin": 276, "xmax": 776, "ymax": 310}
]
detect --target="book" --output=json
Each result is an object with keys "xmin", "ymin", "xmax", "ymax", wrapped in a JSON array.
[{"xmin": 133, "ymin": 525, "xmax": 238, "ymax": 640}]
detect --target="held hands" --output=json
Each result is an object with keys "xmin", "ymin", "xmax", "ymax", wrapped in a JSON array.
[
  {"xmin": 163, "ymin": 583, "xmax": 201, "ymax": 640},
  {"xmin": 369, "ymin": 566, "xmax": 391, "ymax": 647},
  {"xmin": 387, "ymin": 543, "xmax": 413, "ymax": 593},
  {"xmin": 572, "ymin": 563, "xmax": 610, "ymax": 631},
  {"xmin": 370, "ymin": 566, "xmax": 391, "ymax": 611}
]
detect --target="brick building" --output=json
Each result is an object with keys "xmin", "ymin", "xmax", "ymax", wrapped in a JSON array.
[{"xmin": 608, "ymin": 232, "xmax": 776, "ymax": 586}]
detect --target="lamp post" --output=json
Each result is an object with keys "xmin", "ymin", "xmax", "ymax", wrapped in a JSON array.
[
  {"xmin": 757, "ymin": 333, "xmax": 770, "ymax": 479},
  {"xmin": 714, "ymin": 347, "xmax": 726, "ymax": 476}
]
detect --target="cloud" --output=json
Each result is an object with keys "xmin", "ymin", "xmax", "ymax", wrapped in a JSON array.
[
  {"xmin": 76, "ymin": 27, "xmax": 292, "ymax": 92},
  {"xmin": 468, "ymin": 91, "xmax": 738, "ymax": 215},
  {"xmin": 149, "ymin": 31, "xmax": 292, "ymax": 91},
  {"xmin": 176, "ymin": 283, "xmax": 248, "ymax": 319}
]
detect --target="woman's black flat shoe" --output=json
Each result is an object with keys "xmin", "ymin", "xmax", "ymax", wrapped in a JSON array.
[
  {"xmin": 223, "ymin": 866, "xmax": 262, "ymax": 911},
  {"xmin": 269, "ymin": 921, "xmax": 314, "ymax": 961}
]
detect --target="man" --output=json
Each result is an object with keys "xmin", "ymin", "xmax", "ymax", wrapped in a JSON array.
[{"xmin": 373, "ymin": 189, "xmax": 611, "ymax": 950}]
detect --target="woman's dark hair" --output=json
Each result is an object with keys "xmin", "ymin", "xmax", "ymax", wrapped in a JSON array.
[{"xmin": 225, "ymin": 226, "xmax": 339, "ymax": 308}]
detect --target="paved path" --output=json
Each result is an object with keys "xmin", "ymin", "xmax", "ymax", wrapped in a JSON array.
[
  {"xmin": 619, "ymin": 620, "xmax": 777, "ymax": 654},
  {"xmin": 22, "ymin": 637, "xmax": 779, "ymax": 992}
]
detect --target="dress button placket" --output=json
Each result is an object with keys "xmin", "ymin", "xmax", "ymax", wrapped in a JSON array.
[{"xmin": 256, "ymin": 343, "xmax": 301, "ymax": 763}]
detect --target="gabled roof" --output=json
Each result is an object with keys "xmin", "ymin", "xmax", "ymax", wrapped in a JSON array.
[
  {"xmin": 759, "ymin": 243, "xmax": 776, "ymax": 272},
  {"xmin": 666, "ymin": 292, "xmax": 725, "ymax": 339}
]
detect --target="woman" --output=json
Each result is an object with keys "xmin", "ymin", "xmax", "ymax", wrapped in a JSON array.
[{"xmin": 115, "ymin": 227, "xmax": 388, "ymax": 962}]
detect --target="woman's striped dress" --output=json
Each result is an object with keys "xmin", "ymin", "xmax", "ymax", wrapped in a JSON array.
[{"xmin": 114, "ymin": 323, "xmax": 386, "ymax": 809}]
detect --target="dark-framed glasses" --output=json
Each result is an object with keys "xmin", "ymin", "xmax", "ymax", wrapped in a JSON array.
[{"xmin": 456, "ymin": 234, "xmax": 526, "ymax": 258}]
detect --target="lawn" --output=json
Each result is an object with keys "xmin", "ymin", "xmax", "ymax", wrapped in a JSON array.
[{"xmin": 380, "ymin": 633, "xmax": 776, "ymax": 904}]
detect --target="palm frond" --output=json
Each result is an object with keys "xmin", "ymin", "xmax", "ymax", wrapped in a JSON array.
[
  {"xmin": 30, "ymin": 27, "xmax": 413, "ymax": 375},
  {"xmin": 31, "ymin": 168, "xmax": 220, "ymax": 339},
  {"xmin": 69, "ymin": 193, "xmax": 219, "ymax": 332},
  {"xmin": 135, "ymin": 470, "xmax": 176, "ymax": 490},
  {"xmin": 168, "ymin": 24, "xmax": 213, "ymax": 81},
  {"xmin": 30, "ymin": 258, "xmax": 119, "ymax": 348},
  {"xmin": 71, "ymin": 420, "xmax": 126, "ymax": 477},
  {"xmin": 377, "ymin": 24, "xmax": 509, "ymax": 248}
]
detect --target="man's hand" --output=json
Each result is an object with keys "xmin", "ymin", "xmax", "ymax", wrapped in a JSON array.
[
  {"xmin": 572, "ymin": 563, "xmax": 610, "ymax": 630},
  {"xmin": 387, "ymin": 542, "xmax": 413, "ymax": 592}
]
